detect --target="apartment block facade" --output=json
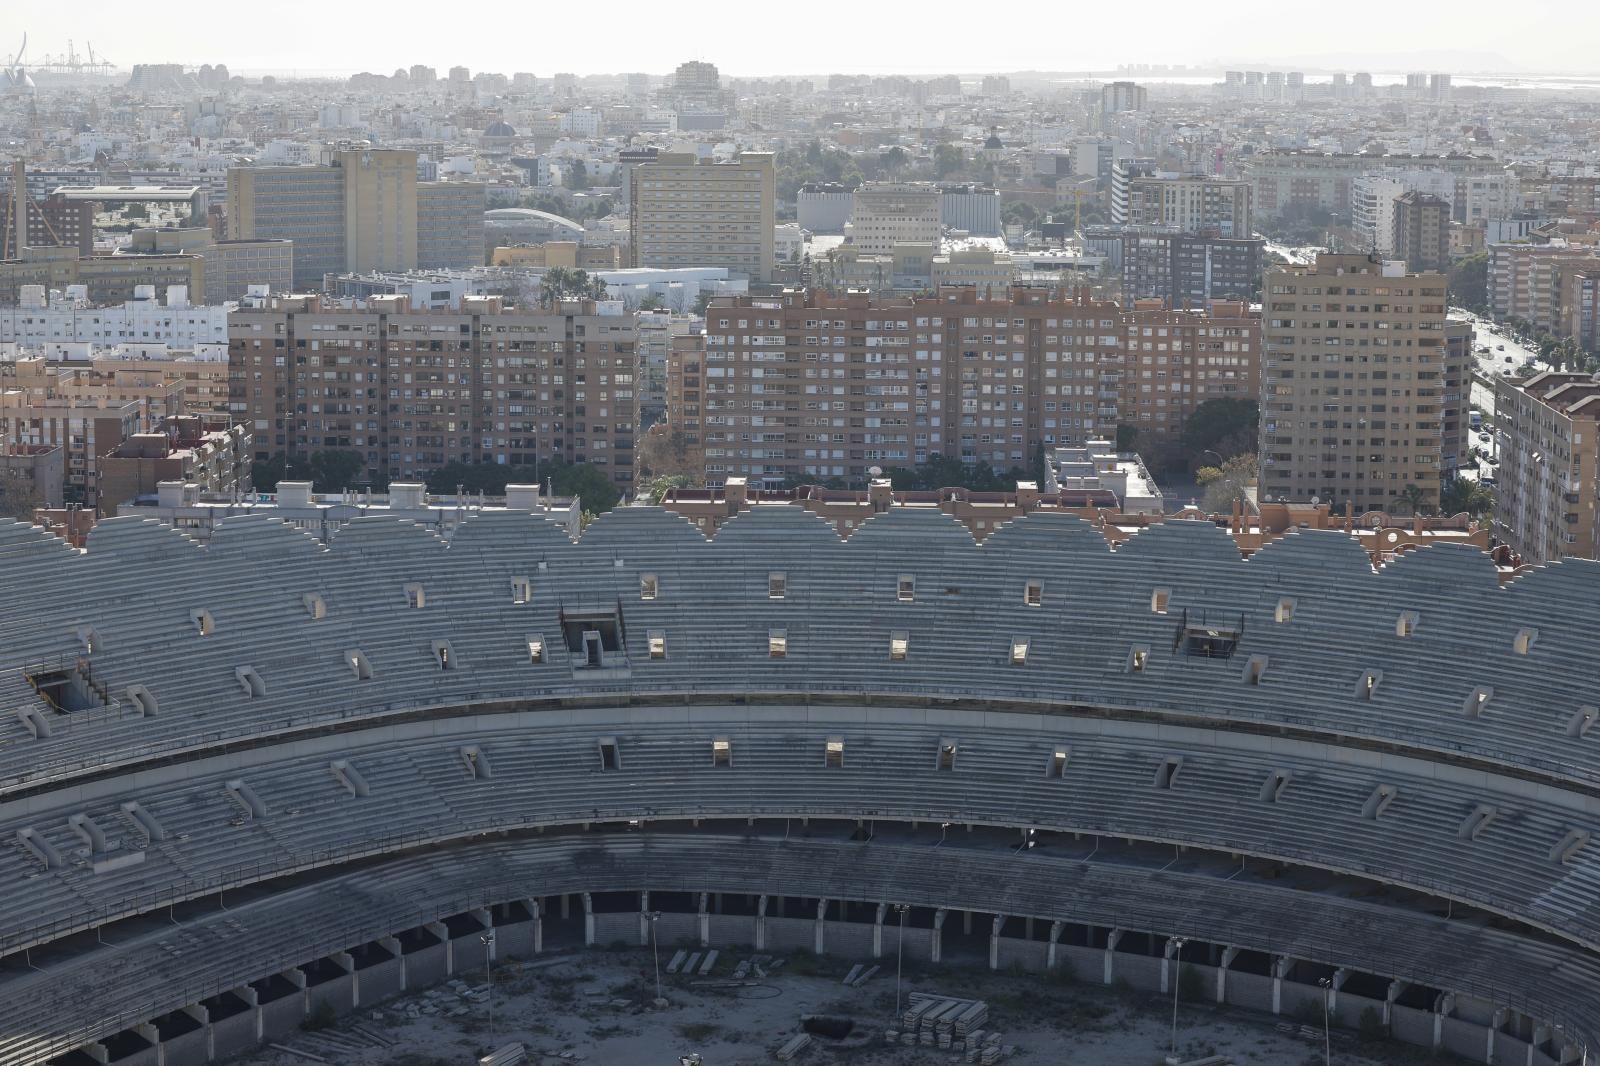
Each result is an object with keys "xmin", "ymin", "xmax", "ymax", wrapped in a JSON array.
[
  {"xmin": 1258, "ymin": 254, "xmax": 1460, "ymax": 515},
  {"xmin": 1112, "ymin": 169, "xmax": 1252, "ymax": 237},
  {"xmin": 629, "ymin": 152, "xmax": 775, "ymax": 282},
  {"xmin": 1392, "ymin": 191, "xmax": 1451, "ymax": 273},
  {"xmin": 1120, "ymin": 301, "xmax": 1260, "ymax": 440},
  {"xmin": 848, "ymin": 182, "xmax": 942, "ymax": 255},
  {"xmin": 1492, "ymin": 371, "xmax": 1600, "ymax": 563},
  {"xmin": 1085, "ymin": 227, "xmax": 1263, "ymax": 308},
  {"xmin": 228, "ymin": 295, "xmax": 637, "ymax": 487}
]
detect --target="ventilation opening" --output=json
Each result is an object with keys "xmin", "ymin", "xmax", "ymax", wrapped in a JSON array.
[
  {"xmin": 1259, "ymin": 769, "xmax": 1292, "ymax": 803},
  {"xmin": 191, "ymin": 609, "xmax": 214, "ymax": 637},
  {"xmin": 433, "ymin": 640, "xmax": 455, "ymax": 671},
  {"xmin": 1569, "ymin": 706, "xmax": 1597, "ymax": 738},
  {"xmin": 511, "ymin": 577, "xmax": 532, "ymax": 604},
  {"xmin": 1127, "ymin": 644, "xmax": 1149, "ymax": 673},
  {"xmin": 1047, "ymin": 748, "xmax": 1070, "ymax": 779},
  {"xmin": 527, "ymin": 636, "xmax": 545, "ymax": 664},
  {"xmin": 583, "ymin": 631, "xmax": 603, "ymax": 667},
  {"xmin": 1151, "ymin": 588, "xmax": 1170, "ymax": 614},
  {"xmin": 125, "ymin": 685, "xmax": 158, "ymax": 717},
  {"xmin": 1459, "ymin": 804, "xmax": 1497, "ymax": 840},
  {"xmin": 769, "ymin": 629, "xmax": 788, "ymax": 659},
  {"xmin": 1362, "ymin": 784, "xmax": 1397, "ymax": 820},
  {"xmin": 598, "ymin": 737, "xmax": 620, "ymax": 772},
  {"xmin": 1154, "ymin": 756, "xmax": 1183, "ymax": 790},
  {"xmin": 1463, "ymin": 686, "xmax": 1492, "ymax": 718},
  {"xmin": 346, "ymin": 649, "xmax": 373, "ymax": 681},
  {"xmin": 1025, "ymin": 581, "xmax": 1043, "ymax": 608},
  {"xmin": 404, "ymin": 583, "xmax": 426, "ymax": 609},
  {"xmin": 1274, "ymin": 597, "xmax": 1295, "ymax": 623},
  {"xmin": 825, "ymin": 737, "xmax": 844, "ymax": 769},
  {"xmin": 897, "ymin": 575, "xmax": 916, "ymax": 603},
  {"xmin": 936, "ymin": 739, "xmax": 958, "ymax": 771},
  {"xmin": 640, "ymin": 574, "xmax": 658, "ymax": 600},
  {"xmin": 1010, "ymin": 636, "xmax": 1029, "ymax": 666},
  {"xmin": 461, "ymin": 745, "xmax": 492, "ymax": 780},
  {"xmin": 1243, "ymin": 654, "xmax": 1267, "ymax": 685},
  {"xmin": 330, "ymin": 759, "xmax": 370, "ymax": 798},
  {"xmin": 1514, "ymin": 628, "xmax": 1537, "ymax": 655},
  {"xmin": 1396, "ymin": 610, "xmax": 1418, "ymax": 638},
  {"xmin": 647, "ymin": 629, "xmax": 666, "ymax": 659},
  {"xmin": 562, "ymin": 614, "xmax": 622, "ymax": 662},
  {"xmin": 235, "ymin": 666, "xmax": 266, "ymax": 698},
  {"xmin": 711, "ymin": 737, "xmax": 731, "ymax": 768},
  {"xmin": 768, "ymin": 572, "xmax": 786, "ymax": 600},
  {"xmin": 889, "ymin": 631, "xmax": 909, "ymax": 661},
  {"xmin": 1356, "ymin": 669, "xmax": 1381, "ymax": 701},
  {"xmin": 302, "ymin": 593, "xmax": 326, "ymax": 620},
  {"xmin": 1552, "ymin": 828, "xmax": 1591, "ymax": 865}
]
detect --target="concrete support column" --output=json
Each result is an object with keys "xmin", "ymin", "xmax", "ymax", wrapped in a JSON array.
[
  {"xmin": 1529, "ymin": 1024, "xmax": 1552, "ymax": 1066},
  {"xmin": 1557, "ymin": 1041, "xmax": 1583, "ymax": 1065},
  {"xmin": 1434, "ymin": 993, "xmax": 1455, "ymax": 1053},
  {"xmin": 379, "ymin": 934, "xmax": 405, "ymax": 990},
  {"xmin": 988, "ymin": 914, "xmax": 1005, "ymax": 970},
  {"xmin": 1217, "ymin": 946, "xmax": 1241, "ymax": 1005},
  {"xmin": 560, "ymin": 893, "xmax": 570, "ymax": 920},
  {"xmin": 1024, "ymin": 916, "xmax": 1034, "ymax": 941},
  {"xmin": 332, "ymin": 951, "xmax": 355, "ymax": 1007},
  {"xmin": 528, "ymin": 899, "xmax": 543, "ymax": 955},
  {"xmin": 471, "ymin": 908, "xmax": 492, "ymax": 940},
  {"xmin": 285, "ymin": 967, "xmax": 308, "ymax": 1014},
  {"xmin": 639, "ymin": 892, "xmax": 651, "ymax": 947},
  {"xmin": 1329, "ymin": 968, "xmax": 1349, "ymax": 1013},
  {"xmin": 1272, "ymin": 956, "xmax": 1293, "ymax": 1015},
  {"xmin": 1384, "ymin": 979, "xmax": 1406, "ymax": 1026},
  {"xmin": 237, "ymin": 984, "xmax": 260, "ymax": 1041},
  {"xmin": 964, "ymin": 910, "xmax": 973, "ymax": 935},
  {"xmin": 1103, "ymin": 928, "xmax": 1123, "ymax": 985},
  {"xmin": 755, "ymin": 895, "xmax": 768, "ymax": 952},
  {"xmin": 426, "ymin": 922, "xmax": 451, "ymax": 973},
  {"xmin": 1046, "ymin": 921, "xmax": 1064, "ymax": 972},
  {"xmin": 1489, "ymin": 1007, "xmax": 1509, "ymax": 1064},
  {"xmin": 82, "ymin": 1044, "xmax": 109, "ymax": 1064},
  {"xmin": 873, "ymin": 903, "xmax": 888, "ymax": 959},
  {"xmin": 181, "ymin": 1003, "xmax": 208, "ymax": 1064},
  {"xmin": 931, "ymin": 908, "xmax": 948, "ymax": 964},
  {"xmin": 813, "ymin": 898, "xmax": 828, "ymax": 955},
  {"xmin": 698, "ymin": 892, "xmax": 710, "ymax": 948},
  {"xmin": 582, "ymin": 892, "xmax": 595, "ymax": 947},
  {"xmin": 135, "ymin": 1023, "xmax": 158, "ymax": 1064}
]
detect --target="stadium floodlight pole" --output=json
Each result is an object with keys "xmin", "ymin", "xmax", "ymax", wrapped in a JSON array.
[
  {"xmin": 1320, "ymin": 977, "xmax": 1333, "ymax": 1066},
  {"xmin": 893, "ymin": 903, "xmax": 911, "ymax": 1024},
  {"xmin": 646, "ymin": 910, "xmax": 663, "ymax": 1004},
  {"xmin": 480, "ymin": 929, "xmax": 496, "ymax": 1042},
  {"xmin": 1170, "ymin": 937, "xmax": 1188, "ymax": 1060}
]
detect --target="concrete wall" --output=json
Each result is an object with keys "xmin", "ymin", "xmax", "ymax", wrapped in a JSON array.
[
  {"xmin": 358, "ymin": 956, "xmax": 403, "ymax": 1004},
  {"xmin": 212, "ymin": 1010, "xmax": 256, "ymax": 1061},
  {"xmin": 1115, "ymin": 952, "xmax": 1162, "ymax": 989},
  {"xmin": 707, "ymin": 913, "xmax": 756, "ymax": 948},
  {"xmin": 1059, "ymin": 945, "xmax": 1102, "ymax": 981},
  {"xmin": 111, "ymin": 1046, "xmax": 156, "ymax": 1066},
  {"xmin": 655, "ymin": 913, "xmax": 699, "ymax": 948},
  {"xmin": 405, "ymin": 943, "xmax": 447, "ymax": 988},
  {"xmin": 160, "ymin": 1029, "xmax": 206, "ymax": 1066},
  {"xmin": 765, "ymin": 916, "xmax": 815, "ymax": 953},
  {"xmin": 823, "ymin": 920, "xmax": 874, "ymax": 958},
  {"xmin": 592, "ymin": 913, "xmax": 636, "ymax": 947},
  {"xmin": 993, "ymin": 936, "xmax": 1048, "ymax": 970},
  {"xmin": 259, "ymin": 994, "xmax": 304, "ymax": 1041},
  {"xmin": 452, "ymin": 933, "xmax": 488, "ymax": 974},
  {"xmin": 1391, "ymin": 1004, "xmax": 1435, "ymax": 1048},
  {"xmin": 1226, "ymin": 971, "xmax": 1275, "ymax": 1012},
  {"xmin": 307, "ymin": 973, "xmax": 353, "ymax": 1014},
  {"xmin": 498, "ymin": 920, "xmax": 535, "ymax": 958},
  {"xmin": 1495, "ymin": 1029, "xmax": 1532, "ymax": 1064}
]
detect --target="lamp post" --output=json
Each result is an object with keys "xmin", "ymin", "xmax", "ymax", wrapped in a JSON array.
[
  {"xmin": 893, "ymin": 903, "xmax": 910, "ymax": 1025},
  {"xmin": 1320, "ymin": 977, "xmax": 1333, "ymax": 1066},
  {"xmin": 1169, "ymin": 937, "xmax": 1188, "ymax": 1062},
  {"xmin": 645, "ymin": 910, "xmax": 663, "ymax": 1006},
  {"xmin": 480, "ymin": 930, "xmax": 496, "ymax": 1044}
]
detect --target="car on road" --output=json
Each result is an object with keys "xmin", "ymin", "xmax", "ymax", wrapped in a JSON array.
[
  {"xmin": 1506, "ymin": 355, "xmax": 1515, "ymax": 363},
  {"xmin": 1497, "ymin": 344, "xmax": 1506, "ymax": 351},
  {"xmin": 1479, "ymin": 433, "xmax": 1492, "ymax": 443}
]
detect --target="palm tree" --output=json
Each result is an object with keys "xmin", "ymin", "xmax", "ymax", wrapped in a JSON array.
[
  {"xmin": 1398, "ymin": 483, "xmax": 1430, "ymax": 517},
  {"xmin": 540, "ymin": 267, "xmax": 571, "ymax": 309},
  {"xmin": 589, "ymin": 275, "xmax": 609, "ymax": 300}
]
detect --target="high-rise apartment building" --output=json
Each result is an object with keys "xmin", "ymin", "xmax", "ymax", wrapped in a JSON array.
[
  {"xmin": 1247, "ymin": 151, "xmax": 1499, "ymax": 221},
  {"xmin": 1392, "ymin": 191, "xmax": 1451, "ymax": 273},
  {"xmin": 1, "ymin": 191, "xmax": 94, "ymax": 258},
  {"xmin": 1493, "ymin": 371, "xmax": 1600, "ymax": 563},
  {"xmin": 1084, "ymin": 227, "xmax": 1263, "ymax": 308},
  {"xmin": 228, "ymin": 149, "xmax": 485, "ymax": 289},
  {"xmin": 228, "ymin": 295, "xmax": 637, "ymax": 487},
  {"xmin": 847, "ymin": 183, "xmax": 942, "ymax": 255},
  {"xmin": 1101, "ymin": 81, "xmax": 1147, "ymax": 114},
  {"xmin": 1120, "ymin": 302, "xmax": 1260, "ymax": 441},
  {"xmin": 1111, "ymin": 168, "xmax": 1253, "ymax": 237},
  {"xmin": 629, "ymin": 152, "xmax": 775, "ymax": 282},
  {"xmin": 1258, "ymin": 254, "xmax": 1460, "ymax": 515}
]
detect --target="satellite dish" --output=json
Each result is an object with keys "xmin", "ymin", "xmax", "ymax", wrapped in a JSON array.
[
  {"xmin": 868, "ymin": 465, "xmax": 883, "ymax": 477},
  {"xmin": 1310, "ymin": 496, "xmax": 1321, "ymax": 505}
]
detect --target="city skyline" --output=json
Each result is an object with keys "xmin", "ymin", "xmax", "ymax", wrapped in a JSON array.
[{"xmin": 9, "ymin": 0, "xmax": 1600, "ymax": 78}]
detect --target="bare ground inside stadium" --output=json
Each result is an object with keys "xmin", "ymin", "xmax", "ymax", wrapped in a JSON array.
[{"xmin": 243, "ymin": 948, "xmax": 1432, "ymax": 1066}]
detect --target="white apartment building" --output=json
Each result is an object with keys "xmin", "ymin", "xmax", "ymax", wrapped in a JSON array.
[
  {"xmin": 0, "ymin": 285, "xmax": 230, "ymax": 348},
  {"xmin": 1351, "ymin": 174, "xmax": 1409, "ymax": 255}
]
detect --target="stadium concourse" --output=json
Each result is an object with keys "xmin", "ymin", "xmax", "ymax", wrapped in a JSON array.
[{"xmin": 0, "ymin": 505, "xmax": 1596, "ymax": 1066}]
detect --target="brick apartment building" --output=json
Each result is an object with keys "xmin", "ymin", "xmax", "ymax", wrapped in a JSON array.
[
  {"xmin": 1493, "ymin": 370, "xmax": 1600, "ymax": 564},
  {"xmin": 228, "ymin": 294, "xmax": 637, "ymax": 487}
]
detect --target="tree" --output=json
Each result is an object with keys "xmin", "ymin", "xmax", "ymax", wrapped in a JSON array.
[
  {"xmin": 540, "ymin": 267, "xmax": 572, "ymax": 309},
  {"xmin": 1398, "ymin": 483, "xmax": 1431, "ymax": 517},
  {"xmin": 1440, "ymin": 476, "xmax": 1493, "ymax": 518},
  {"xmin": 1448, "ymin": 252, "xmax": 1489, "ymax": 313},
  {"xmin": 933, "ymin": 143, "xmax": 965, "ymax": 179},
  {"xmin": 643, "ymin": 474, "xmax": 695, "ymax": 503},
  {"xmin": 635, "ymin": 426, "xmax": 704, "ymax": 480},
  {"xmin": 1195, "ymin": 453, "xmax": 1256, "ymax": 513},
  {"xmin": 882, "ymin": 146, "xmax": 909, "ymax": 174},
  {"xmin": 546, "ymin": 458, "xmax": 621, "ymax": 511},
  {"xmin": 566, "ymin": 159, "xmax": 589, "ymax": 190},
  {"xmin": 1115, "ymin": 424, "xmax": 1139, "ymax": 452},
  {"xmin": 639, "ymin": 295, "xmax": 664, "ymax": 312},
  {"xmin": 1181, "ymin": 398, "xmax": 1259, "ymax": 467},
  {"xmin": 251, "ymin": 452, "xmax": 289, "ymax": 493},
  {"xmin": 0, "ymin": 482, "xmax": 42, "ymax": 522},
  {"xmin": 306, "ymin": 449, "xmax": 367, "ymax": 494}
]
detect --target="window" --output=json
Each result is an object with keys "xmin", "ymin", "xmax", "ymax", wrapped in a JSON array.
[
  {"xmin": 825, "ymin": 737, "xmax": 844, "ymax": 768},
  {"xmin": 527, "ymin": 636, "xmax": 545, "ymax": 663},
  {"xmin": 712, "ymin": 737, "xmax": 732, "ymax": 768},
  {"xmin": 936, "ymin": 738, "xmax": 958, "ymax": 771},
  {"xmin": 191, "ymin": 609, "xmax": 214, "ymax": 637},
  {"xmin": 404, "ymin": 582, "xmax": 426, "ymax": 609},
  {"xmin": 1275, "ymin": 597, "xmax": 1295, "ymax": 623},
  {"xmin": 889, "ymin": 631, "xmax": 909, "ymax": 661},
  {"xmin": 1047, "ymin": 748, "xmax": 1070, "ymax": 779},
  {"xmin": 640, "ymin": 574, "xmax": 658, "ymax": 600},
  {"xmin": 768, "ymin": 572, "xmax": 786, "ymax": 599},
  {"xmin": 1552, "ymin": 828, "xmax": 1591, "ymax": 865},
  {"xmin": 1356, "ymin": 669, "xmax": 1381, "ymax": 701},
  {"xmin": 1395, "ymin": 610, "xmax": 1418, "ymax": 637},
  {"xmin": 769, "ymin": 628, "xmax": 788, "ymax": 658},
  {"xmin": 1463, "ymin": 685, "xmax": 1492, "ymax": 718},
  {"xmin": 1362, "ymin": 784, "xmax": 1397, "ymax": 820},
  {"xmin": 1127, "ymin": 644, "xmax": 1149, "ymax": 673},
  {"xmin": 1151, "ymin": 588, "xmax": 1170, "ymax": 614},
  {"xmin": 511, "ymin": 577, "xmax": 532, "ymax": 604},
  {"xmin": 433, "ymin": 640, "xmax": 455, "ymax": 671},
  {"xmin": 235, "ymin": 666, "xmax": 266, "ymax": 698},
  {"xmin": 648, "ymin": 629, "xmax": 666, "ymax": 659},
  {"xmin": 1243, "ymin": 654, "xmax": 1267, "ymax": 685},
  {"xmin": 897, "ymin": 575, "xmax": 916, "ymax": 602},
  {"xmin": 598, "ymin": 737, "xmax": 620, "ymax": 771},
  {"xmin": 347, "ymin": 649, "xmax": 373, "ymax": 681},
  {"xmin": 1514, "ymin": 628, "xmax": 1537, "ymax": 655},
  {"xmin": 303, "ymin": 593, "xmax": 326, "ymax": 620},
  {"xmin": 1259, "ymin": 769, "xmax": 1291, "ymax": 803},
  {"xmin": 1010, "ymin": 636, "xmax": 1029, "ymax": 666},
  {"xmin": 1459, "ymin": 804, "xmax": 1497, "ymax": 840},
  {"xmin": 1024, "ymin": 581, "xmax": 1043, "ymax": 608},
  {"xmin": 1154, "ymin": 756, "xmax": 1183, "ymax": 790},
  {"xmin": 1569, "ymin": 706, "xmax": 1597, "ymax": 738}
]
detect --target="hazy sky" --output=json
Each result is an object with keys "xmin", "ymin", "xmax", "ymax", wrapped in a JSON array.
[{"xmin": 7, "ymin": 0, "xmax": 1599, "ymax": 77}]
